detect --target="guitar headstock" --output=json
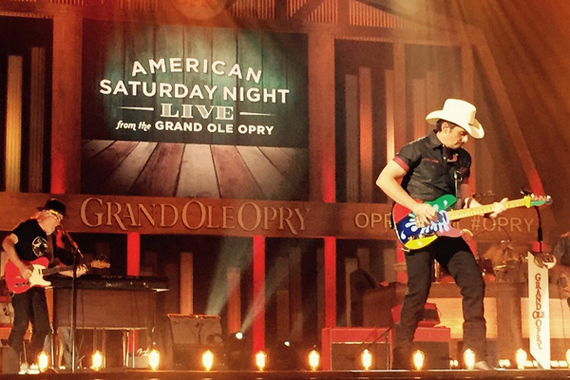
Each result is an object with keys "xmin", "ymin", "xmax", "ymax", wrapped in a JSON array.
[
  {"xmin": 90, "ymin": 260, "xmax": 111, "ymax": 269},
  {"xmin": 524, "ymin": 194, "xmax": 553, "ymax": 208}
]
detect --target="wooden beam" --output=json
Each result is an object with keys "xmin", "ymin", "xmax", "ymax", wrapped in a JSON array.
[
  {"xmin": 324, "ymin": 237, "xmax": 336, "ymax": 327},
  {"xmin": 290, "ymin": 0, "xmax": 326, "ymax": 22},
  {"xmin": 461, "ymin": 44, "xmax": 476, "ymax": 191},
  {"xmin": 51, "ymin": 13, "xmax": 82, "ymax": 194},
  {"xmin": 412, "ymin": 78, "xmax": 426, "ymax": 140},
  {"xmin": 345, "ymin": 74, "xmax": 359, "ymax": 203},
  {"xmin": 5, "ymin": 55, "xmax": 23, "ymax": 192},
  {"xmin": 338, "ymin": 0, "xmax": 349, "ymax": 26},
  {"xmin": 468, "ymin": 26, "xmax": 556, "ymax": 235},
  {"xmin": 384, "ymin": 69, "xmax": 395, "ymax": 163},
  {"xmin": 180, "ymin": 252, "xmax": 194, "ymax": 315},
  {"xmin": 359, "ymin": 67, "xmax": 373, "ymax": 202},
  {"xmin": 393, "ymin": 42, "xmax": 407, "ymax": 151},
  {"xmin": 309, "ymin": 32, "xmax": 336, "ymax": 202},
  {"xmin": 28, "ymin": 47, "xmax": 46, "ymax": 193},
  {"xmin": 252, "ymin": 236, "xmax": 266, "ymax": 352},
  {"xmin": 275, "ymin": 0, "xmax": 288, "ymax": 20}
]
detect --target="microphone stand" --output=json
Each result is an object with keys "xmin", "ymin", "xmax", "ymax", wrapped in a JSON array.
[{"xmin": 59, "ymin": 225, "xmax": 83, "ymax": 373}]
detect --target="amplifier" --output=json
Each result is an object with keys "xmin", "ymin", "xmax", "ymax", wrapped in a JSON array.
[
  {"xmin": 322, "ymin": 326, "xmax": 451, "ymax": 370},
  {"xmin": 167, "ymin": 314, "xmax": 222, "ymax": 346},
  {"xmin": 168, "ymin": 314, "xmax": 223, "ymax": 370},
  {"xmin": 322, "ymin": 327, "xmax": 391, "ymax": 370},
  {"xmin": 412, "ymin": 341, "xmax": 450, "ymax": 369},
  {"xmin": 1, "ymin": 347, "xmax": 19, "ymax": 374}
]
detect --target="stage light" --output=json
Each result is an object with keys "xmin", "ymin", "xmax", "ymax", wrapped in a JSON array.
[
  {"xmin": 498, "ymin": 359, "xmax": 511, "ymax": 368},
  {"xmin": 202, "ymin": 350, "xmax": 214, "ymax": 371},
  {"xmin": 566, "ymin": 349, "xmax": 570, "ymax": 365},
  {"xmin": 361, "ymin": 349, "xmax": 372, "ymax": 370},
  {"xmin": 255, "ymin": 350, "xmax": 267, "ymax": 371},
  {"xmin": 148, "ymin": 348, "xmax": 160, "ymax": 371},
  {"xmin": 463, "ymin": 349, "xmax": 475, "ymax": 370},
  {"xmin": 235, "ymin": 331, "xmax": 244, "ymax": 340},
  {"xmin": 308, "ymin": 349, "xmax": 320, "ymax": 371},
  {"xmin": 284, "ymin": 341, "xmax": 291, "ymax": 347},
  {"xmin": 37, "ymin": 351, "xmax": 49, "ymax": 372},
  {"xmin": 559, "ymin": 360, "xmax": 568, "ymax": 368},
  {"xmin": 449, "ymin": 359, "xmax": 459, "ymax": 368},
  {"xmin": 515, "ymin": 349, "xmax": 527, "ymax": 369},
  {"xmin": 91, "ymin": 350, "xmax": 104, "ymax": 371},
  {"xmin": 551, "ymin": 361, "xmax": 560, "ymax": 368},
  {"xmin": 412, "ymin": 350, "xmax": 425, "ymax": 370}
]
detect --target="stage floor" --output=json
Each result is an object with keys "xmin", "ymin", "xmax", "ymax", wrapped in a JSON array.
[{"xmin": 2, "ymin": 369, "xmax": 570, "ymax": 380}]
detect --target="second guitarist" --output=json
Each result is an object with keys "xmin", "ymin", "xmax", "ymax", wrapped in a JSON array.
[
  {"xmin": 551, "ymin": 232, "xmax": 570, "ymax": 300},
  {"xmin": 376, "ymin": 99, "xmax": 507, "ymax": 370},
  {"xmin": 1, "ymin": 199, "xmax": 87, "ymax": 369}
]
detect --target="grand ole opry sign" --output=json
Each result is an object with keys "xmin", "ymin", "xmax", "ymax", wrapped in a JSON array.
[{"xmin": 0, "ymin": 193, "xmax": 541, "ymax": 243}]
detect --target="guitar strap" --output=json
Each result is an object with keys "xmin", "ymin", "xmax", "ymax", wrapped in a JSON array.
[{"xmin": 45, "ymin": 233, "xmax": 56, "ymax": 265}]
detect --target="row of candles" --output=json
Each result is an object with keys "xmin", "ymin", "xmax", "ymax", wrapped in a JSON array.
[{"xmin": 32, "ymin": 344, "xmax": 570, "ymax": 372}]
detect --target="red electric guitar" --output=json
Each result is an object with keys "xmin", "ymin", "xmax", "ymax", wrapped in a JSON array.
[{"xmin": 4, "ymin": 257, "xmax": 110, "ymax": 294}]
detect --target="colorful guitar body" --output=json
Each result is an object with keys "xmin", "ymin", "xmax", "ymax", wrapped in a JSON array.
[
  {"xmin": 392, "ymin": 194, "xmax": 552, "ymax": 251},
  {"xmin": 392, "ymin": 194, "xmax": 460, "ymax": 250}
]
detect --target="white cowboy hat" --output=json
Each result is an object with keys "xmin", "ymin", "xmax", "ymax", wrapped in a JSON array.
[{"xmin": 425, "ymin": 99, "xmax": 485, "ymax": 139}]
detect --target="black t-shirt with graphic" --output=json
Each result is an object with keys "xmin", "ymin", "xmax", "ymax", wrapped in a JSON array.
[{"xmin": 12, "ymin": 219, "xmax": 50, "ymax": 262}]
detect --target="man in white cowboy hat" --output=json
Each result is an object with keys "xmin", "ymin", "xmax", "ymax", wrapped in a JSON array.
[{"xmin": 376, "ymin": 99, "xmax": 507, "ymax": 370}]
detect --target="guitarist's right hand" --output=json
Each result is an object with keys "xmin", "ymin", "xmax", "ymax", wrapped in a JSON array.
[
  {"xmin": 412, "ymin": 203, "xmax": 437, "ymax": 227},
  {"xmin": 18, "ymin": 265, "xmax": 33, "ymax": 280}
]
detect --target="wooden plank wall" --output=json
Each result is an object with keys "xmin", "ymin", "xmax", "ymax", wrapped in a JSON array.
[
  {"xmin": 29, "ymin": 47, "xmax": 46, "ymax": 192},
  {"xmin": 5, "ymin": 55, "xmax": 22, "ymax": 192}
]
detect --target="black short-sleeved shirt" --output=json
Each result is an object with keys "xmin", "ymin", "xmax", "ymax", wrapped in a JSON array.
[
  {"xmin": 12, "ymin": 219, "xmax": 50, "ymax": 262},
  {"xmin": 393, "ymin": 130, "xmax": 471, "ymax": 202}
]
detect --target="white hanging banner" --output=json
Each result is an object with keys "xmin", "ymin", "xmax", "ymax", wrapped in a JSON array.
[{"xmin": 528, "ymin": 252, "xmax": 551, "ymax": 369}]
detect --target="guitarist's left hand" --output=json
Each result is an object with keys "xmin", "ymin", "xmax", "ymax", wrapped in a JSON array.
[
  {"xmin": 60, "ymin": 264, "xmax": 88, "ymax": 278},
  {"xmin": 469, "ymin": 197, "xmax": 508, "ymax": 218},
  {"xmin": 488, "ymin": 198, "xmax": 508, "ymax": 218}
]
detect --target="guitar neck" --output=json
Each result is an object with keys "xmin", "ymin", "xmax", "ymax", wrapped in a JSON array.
[
  {"xmin": 42, "ymin": 263, "xmax": 86, "ymax": 276},
  {"xmin": 447, "ymin": 198, "xmax": 528, "ymax": 221}
]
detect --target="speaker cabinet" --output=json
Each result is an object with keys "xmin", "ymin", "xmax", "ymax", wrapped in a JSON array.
[
  {"xmin": 322, "ymin": 327, "xmax": 391, "ymax": 370},
  {"xmin": 1, "ymin": 346, "xmax": 19, "ymax": 374},
  {"xmin": 412, "ymin": 341, "xmax": 450, "ymax": 369},
  {"xmin": 322, "ymin": 326, "xmax": 451, "ymax": 370},
  {"xmin": 167, "ymin": 314, "xmax": 222, "ymax": 345},
  {"xmin": 167, "ymin": 314, "xmax": 223, "ymax": 370}
]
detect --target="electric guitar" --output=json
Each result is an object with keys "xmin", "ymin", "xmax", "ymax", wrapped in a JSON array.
[
  {"xmin": 393, "ymin": 194, "xmax": 552, "ymax": 250},
  {"xmin": 4, "ymin": 257, "xmax": 110, "ymax": 294}
]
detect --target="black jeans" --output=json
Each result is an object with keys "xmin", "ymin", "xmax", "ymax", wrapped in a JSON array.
[
  {"xmin": 9, "ymin": 287, "xmax": 51, "ymax": 359},
  {"xmin": 393, "ymin": 237, "xmax": 487, "ymax": 360}
]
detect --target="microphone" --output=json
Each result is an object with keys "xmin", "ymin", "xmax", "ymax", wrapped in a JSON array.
[
  {"xmin": 58, "ymin": 225, "xmax": 84, "ymax": 258},
  {"xmin": 532, "ymin": 252, "xmax": 557, "ymax": 269}
]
